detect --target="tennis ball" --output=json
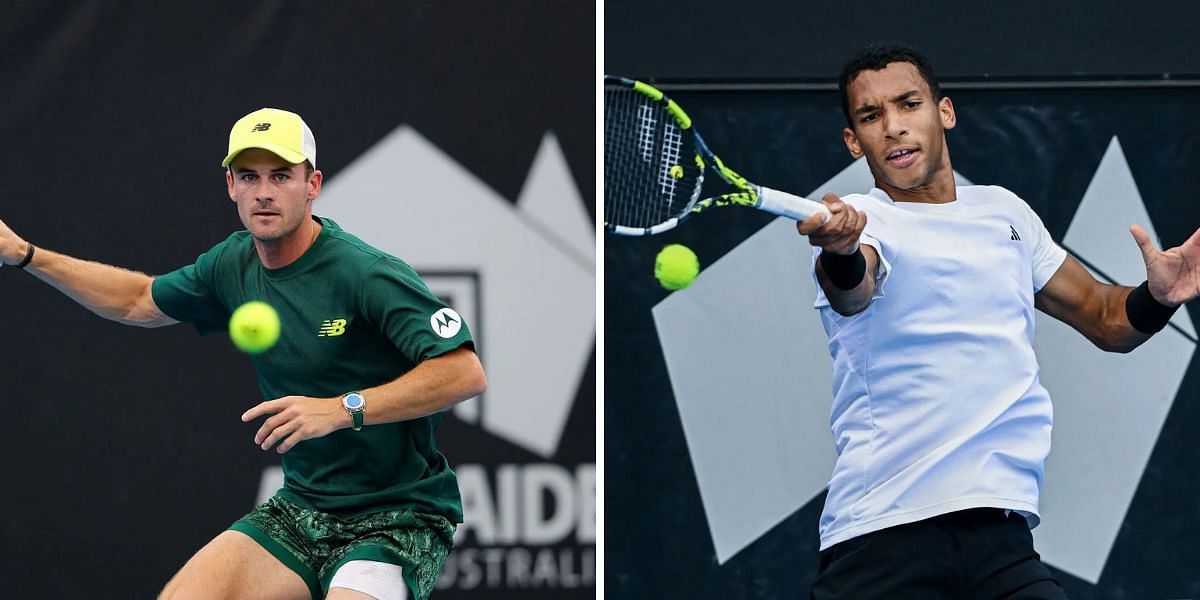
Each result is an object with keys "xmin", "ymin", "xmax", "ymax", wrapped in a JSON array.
[
  {"xmin": 229, "ymin": 301, "xmax": 280, "ymax": 354},
  {"xmin": 654, "ymin": 244, "xmax": 700, "ymax": 290},
  {"xmin": 669, "ymin": 164, "xmax": 684, "ymax": 179}
]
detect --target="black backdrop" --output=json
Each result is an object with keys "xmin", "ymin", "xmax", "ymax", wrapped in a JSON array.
[
  {"xmin": 0, "ymin": 3, "xmax": 593, "ymax": 598},
  {"xmin": 605, "ymin": 0, "xmax": 1200, "ymax": 82},
  {"xmin": 606, "ymin": 3, "xmax": 1200, "ymax": 598}
]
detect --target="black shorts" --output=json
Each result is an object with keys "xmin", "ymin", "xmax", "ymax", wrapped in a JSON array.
[{"xmin": 811, "ymin": 508, "xmax": 1067, "ymax": 599}]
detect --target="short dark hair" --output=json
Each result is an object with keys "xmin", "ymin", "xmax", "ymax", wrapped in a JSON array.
[{"xmin": 839, "ymin": 43, "xmax": 941, "ymax": 128}]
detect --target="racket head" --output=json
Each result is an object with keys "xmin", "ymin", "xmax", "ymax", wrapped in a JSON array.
[{"xmin": 604, "ymin": 76, "xmax": 707, "ymax": 236}]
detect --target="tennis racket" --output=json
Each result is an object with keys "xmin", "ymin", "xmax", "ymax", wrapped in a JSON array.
[{"xmin": 604, "ymin": 75, "xmax": 831, "ymax": 236}]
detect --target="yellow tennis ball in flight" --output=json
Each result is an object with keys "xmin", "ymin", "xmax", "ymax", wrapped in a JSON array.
[
  {"xmin": 229, "ymin": 301, "xmax": 281, "ymax": 354},
  {"xmin": 654, "ymin": 244, "xmax": 700, "ymax": 290},
  {"xmin": 669, "ymin": 164, "xmax": 684, "ymax": 179}
]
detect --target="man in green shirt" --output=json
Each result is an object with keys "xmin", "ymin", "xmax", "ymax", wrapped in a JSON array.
[{"xmin": 0, "ymin": 108, "xmax": 487, "ymax": 600}]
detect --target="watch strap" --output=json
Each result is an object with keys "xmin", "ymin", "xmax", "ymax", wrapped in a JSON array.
[{"xmin": 16, "ymin": 243, "xmax": 35, "ymax": 269}]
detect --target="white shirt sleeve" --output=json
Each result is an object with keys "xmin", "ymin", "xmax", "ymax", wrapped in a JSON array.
[
  {"xmin": 811, "ymin": 197, "xmax": 892, "ymax": 309},
  {"xmin": 1016, "ymin": 194, "xmax": 1067, "ymax": 292}
]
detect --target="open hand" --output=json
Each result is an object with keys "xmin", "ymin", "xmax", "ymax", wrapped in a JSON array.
[
  {"xmin": 0, "ymin": 218, "xmax": 29, "ymax": 266},
  {"xmin": 1132, "ymin": 224, "xmax": 1200, "ymax": 307},
  {"xmin": 241, "ymin": 395, "xmax": 348, "ymax": 454}
]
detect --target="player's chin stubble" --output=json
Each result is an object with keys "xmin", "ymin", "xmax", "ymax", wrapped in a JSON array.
[{"xmin": 250, "ymin": 220, "xmax": 299, "ymax": 243}]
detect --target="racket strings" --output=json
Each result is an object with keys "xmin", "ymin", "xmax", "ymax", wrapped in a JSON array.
[
  {"xmin": 636, "ymin": 104, "xmax": 656, "ymax": 162},
  {"xmin": 658, "ymin": 121, "xmax": 683, "ymax": 201},
  {"xmin": 604, "ymin": 86, "xmax": 699, "ymax": 230}
]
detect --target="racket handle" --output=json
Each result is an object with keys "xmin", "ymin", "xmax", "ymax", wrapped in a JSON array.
[{"xmin": 755, "ymin": 185, "xmax": 831, "ymax": 224}]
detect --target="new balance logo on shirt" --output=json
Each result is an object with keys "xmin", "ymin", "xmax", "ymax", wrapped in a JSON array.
[
  {"xmin": 318, "ymin": 319, "xmax": 347, "ymax": 337},
  {"xmin": 1010, "ymin": 225, "xmax": 1021, "ymax": 241}
]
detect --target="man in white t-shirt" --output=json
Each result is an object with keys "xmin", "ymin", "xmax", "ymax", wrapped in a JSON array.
[{"xmin": 798, "ymin": 44, "xmax": 1200, "ymax": 599}]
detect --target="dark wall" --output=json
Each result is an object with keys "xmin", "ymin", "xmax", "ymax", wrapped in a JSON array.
[
  {"xmin": 605, "ymin": 0, "xmax": 1200, "ymax": 81},
  {"xmin": 0, "ymin": 3, "xmax": 594, "ymax": 598}
]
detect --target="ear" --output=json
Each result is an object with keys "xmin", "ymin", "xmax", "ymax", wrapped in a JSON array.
[
  {"xmin": 939, "ymin": 96, "xmax": 956, "ymax": 130},
  {"xmin": 843, "ymin": 127, "xmax": 864, "ymax": 159},
  {"xmin": 226, "ymin": 169, "xmax": 236, "ymax": 202},
  {"xmin": 307, "ymin": 170, "xmax": 323, "ymax": 202}
]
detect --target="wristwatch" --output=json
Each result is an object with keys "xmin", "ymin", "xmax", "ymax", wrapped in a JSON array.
[{"xmin": 341, "ymin": 392, "xmax": 366, "ymax": 431}]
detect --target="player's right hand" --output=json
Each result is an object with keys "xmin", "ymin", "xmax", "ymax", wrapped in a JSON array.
[
  {"xmin": 796, "ymin": 193, "xmax": 867, "ymax": 255},
  {"xmin": 0, "ymin": 218, "xmax": 29, "ymax": 266}
]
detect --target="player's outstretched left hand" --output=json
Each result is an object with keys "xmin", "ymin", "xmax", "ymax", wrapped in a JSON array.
[
  {"xmin": 1133, "ymin": 224, "xmax": 1200, "ymax": 307},
  {"xmin": 0, "ymin": 218, "xmax": 30, "ymax": 266},
  {"xmin": 242, "ymin": 395, "xmax": 348, "ymax": 454}
]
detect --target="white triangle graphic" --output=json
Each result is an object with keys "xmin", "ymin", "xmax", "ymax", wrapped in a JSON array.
[
  {"xmin": 517, "ymin": 133, "xmax": 594, "ymax": 268},
  {"xmin": 1063, "ymin": 136, "xmax": 1195, "ymax": 336}
]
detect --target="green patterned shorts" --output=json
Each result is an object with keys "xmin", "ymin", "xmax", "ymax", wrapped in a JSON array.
[{"xmin": 229, "ymin": 496, "xmax": 455, "ymax": 600}]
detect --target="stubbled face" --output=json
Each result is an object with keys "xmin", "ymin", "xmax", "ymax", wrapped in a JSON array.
[
  {"xmin": 226, "ymin": 148, "xmax": 321, "ymax": 243},
  {"xmin": 843, "ymin": 61, "xmax": 956, "ymax": 194}
]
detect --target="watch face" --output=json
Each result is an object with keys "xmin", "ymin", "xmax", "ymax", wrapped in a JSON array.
[{"xmin": 344, "ymin": 393, "xmax": 365, "ymax": 411}]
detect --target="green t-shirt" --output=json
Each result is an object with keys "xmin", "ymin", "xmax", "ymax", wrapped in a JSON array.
[{"xmin": 151, "ymin": 216, "xmax": 472, "ymax": 521}]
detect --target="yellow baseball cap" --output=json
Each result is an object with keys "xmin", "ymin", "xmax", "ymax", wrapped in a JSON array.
[{"xmin": 221, "ymin": 107, "xmax": 317, "ymax": 169}]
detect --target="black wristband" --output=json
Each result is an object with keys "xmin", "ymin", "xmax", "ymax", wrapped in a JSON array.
[
  {"xmin": 15, "ymin": 243, "xmax": 34, "ymax": 269},
  {"xmin": 1125, "ymin": 281, "xmax": 1178, "ymax": 334},
  {"xmin": 819, "ymin": 247, "xmax": 867, "ymax": 291}
]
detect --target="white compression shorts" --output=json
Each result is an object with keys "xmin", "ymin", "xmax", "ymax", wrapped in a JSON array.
[{"xmin": 327, "ymin": 560, "xmax": 408, "ymax": 600}]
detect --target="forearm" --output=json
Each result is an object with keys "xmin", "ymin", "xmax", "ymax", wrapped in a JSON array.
[
  {"xmin": 22, "ymin": 245, "xmax": 167, "ymax": 327},
  {"xmin": 1097, "ymin": 283, "xmax": 1178, "ymax": 353},
  {"xmin": 817, "ymin": 246, "xmax": 879, "ymax": 316},
  {"xmin": 350, "ymin": 347, "xmax": 488, "ymax": 428},
  {"xmin": 245, "ymin": 347, "xmax": 489, "ymax": 453},
  {"xmin": 1081, "ymin": 284, "xmax": 1148, "ymax": 352}
]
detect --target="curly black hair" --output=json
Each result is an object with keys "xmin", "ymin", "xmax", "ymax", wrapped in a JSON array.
[{"xmin": 839, "ymin": 43, "xmax": 941, "ymax": 128}]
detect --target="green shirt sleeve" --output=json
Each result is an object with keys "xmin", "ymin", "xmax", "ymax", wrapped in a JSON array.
[
  {"xmin": 362, "ymin": 257, "xmax": 474, "ymax": 362},
  {"xmin": 151, "ymin": 244, "xmax": 230, "ymax": 335}
]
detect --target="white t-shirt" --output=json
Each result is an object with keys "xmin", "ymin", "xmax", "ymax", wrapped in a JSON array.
[{"xmin": 811, "ymin": 185, "xmax": 1068, "ymax": 551}]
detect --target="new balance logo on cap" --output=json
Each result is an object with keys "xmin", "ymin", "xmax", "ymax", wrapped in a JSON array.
[
  {"xmin": 1010, "ymin": 225, "xmax": 1021, "ymax": 241},
  {"xmin": 222, "ymin": 108, "xmax": 317, "ymax": 169}
]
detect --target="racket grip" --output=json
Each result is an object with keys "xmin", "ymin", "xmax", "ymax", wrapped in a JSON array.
[{"xmin": 755, "ymin": 186, "xmax": 831, "ymax": 223}]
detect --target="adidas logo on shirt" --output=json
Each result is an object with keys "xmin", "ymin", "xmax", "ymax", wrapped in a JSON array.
[{"xmin": 1010, "ymin": 225, "xmax": 1021, "ymax": 241}]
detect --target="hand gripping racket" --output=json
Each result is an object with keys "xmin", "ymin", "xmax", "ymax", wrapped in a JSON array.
[{"xmin": 604, "ymin": 75, "xmax": 831, "ymax": 236}]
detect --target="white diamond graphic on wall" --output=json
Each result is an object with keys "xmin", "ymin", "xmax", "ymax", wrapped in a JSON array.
[{"xmin": 1032, "ymin": 136, "xmax": 1194, "ymax": 582}]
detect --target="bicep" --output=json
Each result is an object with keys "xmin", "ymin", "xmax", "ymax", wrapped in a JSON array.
[
  {"xmin": 133, "ymin": 278, "xmax": 180, "ymax": 328},
  {"xmin": 416, "ymin": 346, "xmax": 487, "ymax": 393},
  {"xmin": 363, "ymin": 261, "xmax": 475, "ymax": 362},
  {"xmin": 1034, "ymin": 255, "xmax": 1105, "ymax": 328},
  {"xmin": 862, "ymin": 244, "xmax": 880, "ymax": 282},
  {"xmin": 426, "ymin": 346, "xmax": 483, "ymax": 374}
]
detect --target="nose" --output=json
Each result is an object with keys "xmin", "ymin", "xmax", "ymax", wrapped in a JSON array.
[
  {"xmin": 883, "ymin": 110, "xmax": 907, "ymax": 139},
  {"xmin": 253, "ymin": 182, "xmax": 273, "ymax": 203}
]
